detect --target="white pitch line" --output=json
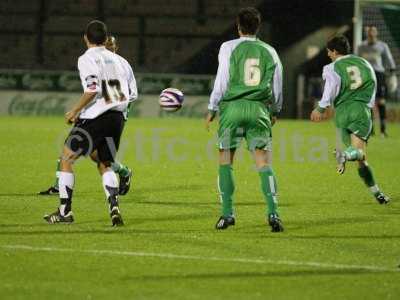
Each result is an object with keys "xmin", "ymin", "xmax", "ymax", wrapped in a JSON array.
[{"xmin": 1, "ymin": 244, "xmax": 398, "ymax": 273}]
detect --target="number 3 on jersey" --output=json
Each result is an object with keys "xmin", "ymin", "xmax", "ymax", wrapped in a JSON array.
[
  {"xmin": 346, "ymin": 66, "xmax": 362, "ymax": 90},
  {"xmin": 244, "ymin": 58, "xmax": 261, "ymax": 86}
]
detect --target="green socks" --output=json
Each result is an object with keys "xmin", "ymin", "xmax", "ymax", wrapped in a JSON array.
[
  {"xmin": 344, "ymin": 146, "xmax": 364, "ymax": 161},
  {"xmin": 358, "ymin": 164, "xmax": 380, "ymax": 195},
  {"xmin": 111, "ymin": 161, "xmax": 130, "ymax": 177},
  {"xmin": 343, "ymin": 148, "xmax": 381, "ymax": 197},
  {"xmin": 218, "ymin": 164, "xmax": 279, "ymax": 217},
  {"xmin": 218, "ymin": 164, "xmax": 235, "ymax": 217},
  {"xmin": 54, "ymin": 159, "xmax": 61, "ymax": 189},
  {"xmin": 258, "ymin": 166, "xmax": 278, "ymax": 216}
]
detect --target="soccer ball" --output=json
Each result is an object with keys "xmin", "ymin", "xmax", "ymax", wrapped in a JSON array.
[{"xmin": 159, "ymin": 88, "xmax": 184, "ymax": 112}]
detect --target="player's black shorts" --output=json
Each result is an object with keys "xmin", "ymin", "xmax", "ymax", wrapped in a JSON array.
[
  {"xmin": 374, "ymin": 71, "xmax": 387, "ymax": 99},
  {"xmin": 65, "ymin": 110, "xmax": 125, "ymax": 162}
]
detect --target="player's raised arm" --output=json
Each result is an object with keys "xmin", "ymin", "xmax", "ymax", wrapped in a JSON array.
[{"xmin": 310, "ymin": 65, "xmax": 341, "ymax": 122}]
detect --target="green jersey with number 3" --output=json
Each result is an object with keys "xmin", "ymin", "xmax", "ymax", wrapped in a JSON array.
[
  {"xmin": 320, "ymin": 55, "xmax": 376, "ymax": 109},
  {"xmin": 318, "ymin": 54, "xmax": 376, "ymax": 145}
]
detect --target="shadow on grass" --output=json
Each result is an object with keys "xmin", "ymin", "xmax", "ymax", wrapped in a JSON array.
[
  {"xmin": 282, "ymin": 216, "xmax": 375, "ymax": 228},
  {"xmin": 121, "ymin": 268, "xmax": 392, "ymax": 281},
  {"xmin": 263, "ymin": 234, "xmax": 400, "ymax": 240},
  {"xmin": 238, "ymin": 216, "xmax": 375, "ymax": 233},
  {"xmin": 131, "ymin": 200, "xmax": 290, "ymax": 207},
  {"xmin": 0, "ymin": 212, "xmax": 212, "ymax": 235},
  {"xmin": 134, "ymin": 184, "xmax": 206, "ymax": 193},
  {"xmin": 134, "ymin": 200, "xmax": 216, "ymax": 206},
  {"xmin": 0, "ymin": 225, "xmax": 399, "ymax": 240},
  {"xmin": 0, "ymin": 228, "xmax": 208, "ymax": 236},
  {"xmin": 0, "ymin": 193, "xmax": 38, "ymax": 197}
]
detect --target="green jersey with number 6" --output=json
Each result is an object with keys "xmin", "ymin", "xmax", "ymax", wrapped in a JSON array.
[
  {"xmin": 208, "ymin": 37, "xmax": 283, "ymax": 150},
  {"xmin": 222, "ymin": 40, "xmax": 281, "ymax": 104},
  {"xmin": 208, "ymin": 37, "xmax": 282, "ymax": 114}
]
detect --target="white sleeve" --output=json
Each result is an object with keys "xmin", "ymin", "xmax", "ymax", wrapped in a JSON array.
[
  {"xmin": 271, "ymin": 56, "xmax": 283, "ymax": 114},
  {"xmin": 382, "ymin": 42, "xmax": 396, "ymax": 70},
  {"xmin": 126, "ymin": 64, "xmax": 138, "ymax": 102},
  {"xmin": 355, "ymin": 44, "xmax": 362, "ymax": 56},
  {"xmin": 208, "ymin": 43, "xmax": 230, "ymax": 111},
  {"xmin": 365, "ymin": 61, "xmax": 377, "ymax": 108},
  {"xmin": 77, "ymin": 56, "xmax": 101, "ymax": 93},
  {"xmin": 318, "ymin": 65, "xmax": 341, "ymax": 109}
]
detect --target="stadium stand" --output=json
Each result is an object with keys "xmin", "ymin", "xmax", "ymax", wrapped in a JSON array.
[
  {"xmin": 43, "ymin": 16, "xmax": 90, "ymax": 33},
  {"xmin": 0, "ymin": 0, "xmax": 40, "ymax": 13},
  {"xmin": 1, "ymin": 35, "xmax": 37, "ymax": 69},
  {"xmin": 0, "ymin": 0, "xmax": 262, "ymax": 72},
  {"xmin": 46, "ymin": 0, "xmax": 98, "ymax": 15},
  {"xmin": 42, "ymin": 36, "xmax": 85, "ymax": 69},
  {"xmin": 103, "ymin": 0, "xmax": 196, "ymax": 16}
]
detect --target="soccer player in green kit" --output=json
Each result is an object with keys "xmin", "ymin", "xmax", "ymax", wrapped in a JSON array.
[
  {"xmin": 311, "ymin": 35, "xmax": 390, "ymax": 204},
  {"xmin": 206, "ymin": 7, "xmax": 284, "ymax": 232}
]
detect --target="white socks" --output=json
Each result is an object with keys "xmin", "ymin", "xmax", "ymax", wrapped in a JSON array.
[
  {"xmin": 102, "ymin": 170, "xmax": 119, "ymax": 198},
  {"xmin": 57, "ymin": 170, "xmax": 119, "ymax": 216},
  {"xmin": 58, "ymin": 171, "xmax": 74, "ymax": 216},
  {"xmin": 369, "ymin": 184, "xmax": 380, "ymax": 195}
]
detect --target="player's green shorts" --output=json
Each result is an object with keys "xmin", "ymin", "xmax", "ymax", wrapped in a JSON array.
[
  {"xmin": 335, "ymin": 102, "xmax": 373, "ymax": 147},
  {"xmin": 218, "ymin": 99, "xmax": 272, "ymax": 151}
]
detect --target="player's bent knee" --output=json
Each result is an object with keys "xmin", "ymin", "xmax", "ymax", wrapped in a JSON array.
[
  {"xmin": 358, "ymin": 160, "xmax": 368, "ymax": 168},
  {"xmin": 98, "ymin": 161, "xmax": 112, "ymax": 172},
  {"xmin": 256, "ymin": 164, "xmax": 271, "ymax": 172},
  {"xmin": 89, "ymin": 151, "xmax": 99, "ymax": 163},
  {"xmin": 60, "ymin": 146, "xmax": 78, "ymax": 164},
  {"xmin": 219, "ymin": 149, "xmax": 235, "ymax": 165}
]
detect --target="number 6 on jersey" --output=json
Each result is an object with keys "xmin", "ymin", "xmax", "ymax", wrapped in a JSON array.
[{"xmin": 244, "ymin": 58, "xmax": 261, "ymax": 86}]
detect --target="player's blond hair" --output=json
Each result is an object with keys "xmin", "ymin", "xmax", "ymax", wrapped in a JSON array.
[{"xmin": 105, "ymin": 36, "xmax": 118, "ymax": 53}]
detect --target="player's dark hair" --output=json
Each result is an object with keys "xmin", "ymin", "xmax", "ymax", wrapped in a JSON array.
[
  {"xmin": 237, "ymin": 7, "xmax": 261, "ymax": 35},
  {"xmin": 85, "ymin": 20, "xmax": 108, "ymax": 45},
  {"xmin": 326, "ymin": 35, "xmax": 351, "ymax": 55}
]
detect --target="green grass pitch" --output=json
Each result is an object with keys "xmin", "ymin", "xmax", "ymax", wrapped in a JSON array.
[{"xmin": 0, "ymin": 116, "xmax": 399, "ymax": 299}]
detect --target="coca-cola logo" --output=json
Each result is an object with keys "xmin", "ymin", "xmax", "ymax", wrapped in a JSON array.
[{"xmin": 8, "ymin": 94, "xmax": 69, "ymax": 115}]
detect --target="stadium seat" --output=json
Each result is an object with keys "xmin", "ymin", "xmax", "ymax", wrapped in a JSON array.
[
  {"xmin": 42, "ymin": 36, "xmax": 85, "ymax": 70},
  {"xmin": 144, "ymin": 37, "xmax": 210, "ymax": 71},
  {"xmin": 0, "ymin": 0, "xmax": 261, "ymax": 71},
  {"xmin": 145, "ymin": 18, "xmax": 233, "ymax": 36},
  {"xmin": 111, "ymin": 36, "xmax": 139, "ymax": 66},
  {"xmin": 43, "ymin": 16, "xmax": 92, "ymax": 34},
  {"xmin": 106, "ymin": 17, "xmax": 140, "ymax": 35},
  {"xmin": 0, "ymin": 0, "xmax": 39, "ymax": 13},
  {"xmin": 204, "ymin": 0, "xmax": 263, "ymax": 17},
  {"xmin": 104, "ymin": 0, "xmax": 195, "ymax": 16},
  {"xmin": 0, "ymin": 35, "xmax": 37, "ymax": 69},
  {"xmin": 0, "ymin": 15, "xmax": 36, "ymax": 32},
  {"xmin": 46, "ymin": 0, "xmax": 98, "ymax": 15}
]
